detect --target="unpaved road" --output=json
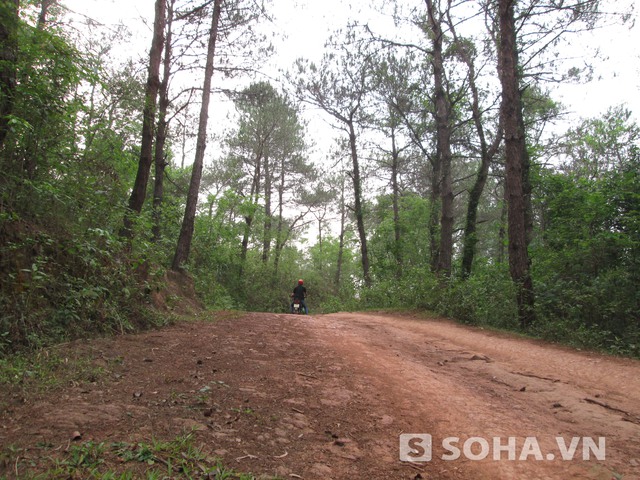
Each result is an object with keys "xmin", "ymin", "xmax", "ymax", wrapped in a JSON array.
[{"xmin": 1, "ymin": 311, "xmax": 639, "ymax": 479}]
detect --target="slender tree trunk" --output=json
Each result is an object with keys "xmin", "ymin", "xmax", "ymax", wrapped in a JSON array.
[
  {"xmin": 390, "ymin": 127, "xmax": 403, "ymax": 275},
  {"xmin": 438, "ymin": 152, "xmax": 454, "ymax": 277},
  {"xmin": 404, "ymin": 123, "xmax": 440, "ymax": 273},
  {"xmin": 317, "ymin": 216, "xmax": 323, "ymax": 250},
  {"xmin": 458, "ymin": 44, "xmax": 503, "ymax": 278},
  {"xmin": 498, "ymin": 188, "xmax": 507, "ymax": 264},
  {"xmin": 81, "ymin": 82, "xmax": 98, "ymax": 158},
  {"xmin": 348, "ymin": 119, "xmax": 371, "ymax": 288},
  {"xmin": 152, "ymin": 0, "xmax": 175, "ymax": 243},
  {"xmin": 397, "ymin": 105, "xmax": 440, "ymax": 273},
  {"xmin": 172, "ymin": 0, "xmax": 222, "ymax": 270},
  {"xmin": 274, "ymin": 161, "xmax": 285, "ymax": 275},
  {"xmin": 498, "ymin": 0, "xmax": 535, "ymax": 328},
  {"xmin": 335, "ymin": 172, "xmax": 347, "ymax": 289},
  {"xmin": 180, "ymin": 109, "xmax": 188, "ymax": 169},
  {"xmin": 461, "ymin": 161, "xmax": 489, "ymax": 277},
  {"xmin": 522, "ymin": 133, "xmax": 534, "ymax": 249},
  {"xmin": 0, "ymin": 0, "xmax": 19, "ymax": 152},
  {"xmin": 122, "ymin": 0, "xmax": 166, "ymax": 238},
  {"xmin": 262, "ymin": 154, "xmax": 272, "ymax": 263},
  {"xmin": 151, "ymin": 158, "xmax": 166, "ymax": 242},
  {"xmin": 426, "ymin": 0, "xmax": 454, "ymax": 277},
  {"xmin": 36, "ymin": 0, "xmax": 55, "ymax": 29},
  {"xmin": 428, "ymin": 157, "xmax": 441, "ymax": 272},
  {"xmin": 240, "ymin": 154, "xmax": 261, "ymax": 273},
  {"xmin": 240, "ymin": 217, "xmax": 253, "ymax": 265}
]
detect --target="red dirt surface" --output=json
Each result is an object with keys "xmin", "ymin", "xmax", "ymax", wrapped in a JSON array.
[{"xmin": 1, "ymin": 311, "xmax": 639, "ymax": 479}]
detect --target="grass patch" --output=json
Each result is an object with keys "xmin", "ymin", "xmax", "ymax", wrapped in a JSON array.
[
  {"xmin": 3, "ymin": 432, "xmax": 275, "ymax": 480},
  {"xmin": 0, "ymin": 348, "xmax": 105, "ymax": 392}
]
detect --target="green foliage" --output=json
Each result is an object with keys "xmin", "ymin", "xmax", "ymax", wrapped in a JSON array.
[
  {"xmin": 304, "ymin": 235, "xmax": 360, "ymax": 313},
  {"xmin": 348, "ymin": 150, "xmax": 640, "ymax": 355},
  {"xmin": 369, "ymin": 193, "xmax": 431, "ymax": 279},
  {"xmin": 1, "ymin": 21, "xmax": 82, "ymax": 182},
  {"xmin": 0, "ymin": 221, "xmax": 168, "ymax": 354},
  {"xmin": 530, "ymin": 154, "xmax": 640, "ymax": 356},
  {"xmin": 188, "ymin": 191, "xmax": 248, "ymax": 309},
  {"xmin": 243, "ymin": 256, "xmax": 296, "ymax": 312},
  {"xmin": 557, "ymin": 106, "xmax": 640, "ymax": 181},
  {"xmin": 359, "ymin": 261, "xmax": 519, "ymax": 332},
  {"xmin": 0, "ymin": 11, "xmax": 175, "ymax": 356},
  {"xmin": 437, "ymin": 264, "xmax": 518, "ymax": 329}
]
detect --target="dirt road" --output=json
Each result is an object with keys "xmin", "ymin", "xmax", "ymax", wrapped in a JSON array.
[{"xmin": 1, "ymin": 311, "xmax": 639, "ymax": 479}]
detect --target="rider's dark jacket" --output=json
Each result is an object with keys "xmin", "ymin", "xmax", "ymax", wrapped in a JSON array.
[{"xmin": 293, "ymin": 284, "xmax": 306, "ymax": 300}]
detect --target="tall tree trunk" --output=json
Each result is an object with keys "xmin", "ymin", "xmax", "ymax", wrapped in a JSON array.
[
  {"xmin": 240, "ymin": 154, "xmax": 261, "ymax": 274},
  {"xmin": 180, "ymin": 108, "xmax": 188, "ymax": 169},
  {"xmin": 240, "ymin": 216, "xmax": 253, "ymax": 266},
  {"xmin": 428, "ymin": 157, "xmax": 441, "ymax": 272},
  {"xmin": 426, "ymin": 0, "xmax": 454, "ymax": 277},
  {"xmin": 348, "ymin": 119, "xmax": 371, "ymax": 288},
  {"xmin": 457, "ymin": 40, "xmax": 503, "ymax": 278},
  {"xmin": 335, "ymin": 172, "xmax": 347, "ymax": 289},
  {"xmin": 498, "ymin": 0, "xmax": 535, "ymax": 328},
  {"xmin": 172, "ymin": 0, "xmax": 222, "ymax": 270},
  {"xmin": 390, "ymin": 126, "xmax": 403, "ymax": 275},
  {"xmin": 81, "ymin": 82, "xmax": 98, "ymax": 157},
  {"xmin": 262, "ymin": 154, "xmax": 272, "ymax": 263},
  {"xmin": 273, "ymin": 160, "xmax": 285, "ymax": 275},
  {"xmin": 397, "ymin": 106, "xmax": 440, "ymax": 273},
  {"xmin": 152, "ymin": 0, "xmax": 175, "ymax": 243},
  {"xmin": 460, "ymin": 159, "xmax": 489, "ymax": 278},
  {"xmin": 122, "ymin": 0, "xmax": 166, "ymax": 238},
  {"xmin": 0, "ymin": 0, "xmax": 19, "ymax": 152},
  {"xmin": 317, "ymin": 216, "xmax": 323, "ymax": 250},
  {"xmin": 498, "ymin": 188, "xmax": 507, "ymax": 264}
]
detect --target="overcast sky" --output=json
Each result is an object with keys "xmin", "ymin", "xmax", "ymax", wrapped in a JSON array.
[{"xmin": 62, "ymin": 0, "xmax": 640, "ymax": 140}]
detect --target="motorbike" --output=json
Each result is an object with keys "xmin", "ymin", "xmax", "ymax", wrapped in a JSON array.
[{"xmin": 290, "ymin": 295, "xmax": 306, "ymax": 314}]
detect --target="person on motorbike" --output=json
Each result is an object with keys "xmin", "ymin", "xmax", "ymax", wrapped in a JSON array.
[{"xmin": 290, "ymin": 279, "xmax": 308, "ymax": 314}]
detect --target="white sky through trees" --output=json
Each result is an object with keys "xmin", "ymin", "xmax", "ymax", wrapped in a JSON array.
[{"xmin": 62, "ymin": 0, "xmax": 639, "ymax": 156}]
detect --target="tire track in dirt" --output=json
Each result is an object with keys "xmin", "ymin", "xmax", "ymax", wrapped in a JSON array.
[{"xmin": 307, "ymin": 312, "xmax": 640, "ymax": 479}]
